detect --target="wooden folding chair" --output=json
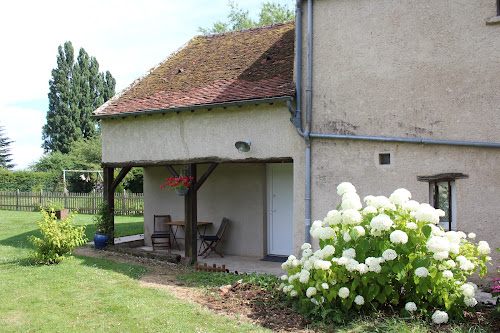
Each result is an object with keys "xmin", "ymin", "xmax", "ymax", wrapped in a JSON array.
[
  {"xmin": 151, "ymin": 215, "xmax": 171, "ymax": 252},
  {"xmin": 199, "ymin": 217, "xmax": 229, "ymax": 258}
]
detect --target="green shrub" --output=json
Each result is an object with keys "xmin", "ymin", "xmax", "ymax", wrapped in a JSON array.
[
  {"xmin": 280, "ymin": 183, "xmax": 491, "ymax": 324},
  {"xmin": 28, "ymin": 208, "xmax": 87, "ymax": 264},
  {"xmin": 93, "ymin": 201, "xmax": 114, "ymax": 237}
]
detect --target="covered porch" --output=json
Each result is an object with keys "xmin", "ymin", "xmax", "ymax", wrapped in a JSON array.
[{"xmin": 103, "ymin": 159, "xmax": 296, "ymax": 266}]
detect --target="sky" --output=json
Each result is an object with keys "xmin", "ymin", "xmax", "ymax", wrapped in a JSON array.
[{"xmin": 0, "ymin": 0, "xmax": 293, "ymax": 170}]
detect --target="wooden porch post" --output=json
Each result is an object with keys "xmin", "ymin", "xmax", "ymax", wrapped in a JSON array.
[
  {"xmin": 103, "ymin": 167, "xmax": 115, "ymax": 244},
  {"xmin": 102, "ymin": 166, "xmax": 132, "ymax": 245},
  {"xmin": 185, "ymin": 164, "xmax": 197, "ymax": 264}
]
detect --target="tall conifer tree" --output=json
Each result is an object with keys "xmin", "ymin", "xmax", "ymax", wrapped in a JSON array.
[
  {"xmin": 42, "ymin": 41, "xmax": 116, "ymax": 153},
  {"xmin": 0, "ymin": 125, "xmax": 14, "ymax": 169}
]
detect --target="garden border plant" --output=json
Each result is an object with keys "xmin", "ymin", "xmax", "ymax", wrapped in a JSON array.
[
  {"xmin": 29, "ymin": 207, "xmax": 87, "ymax": 264},
  {"xmin": 280, "ymin": 182, "xmax": 491, "ymax": 325}
]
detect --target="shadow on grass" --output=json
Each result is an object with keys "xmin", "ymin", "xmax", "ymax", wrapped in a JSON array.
[{"xmin": 74, "ymin": 254, "xmax": 149, "ymax": 280}]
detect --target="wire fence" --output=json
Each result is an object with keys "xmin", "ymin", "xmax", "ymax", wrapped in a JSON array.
[{"xmin": 0, "ymin": 190, "xmax": 144, "ymax": 216}]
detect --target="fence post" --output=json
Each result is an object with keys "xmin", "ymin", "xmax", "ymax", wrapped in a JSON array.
[
  {"xmin": 40, "ymin": 189, "xmax": 43, "ymax": 209},
  {"xmin": 92, "ymin": 189, "xmax": 96, "ymax": 214},
  {"xmin": 122, "ymin": 189, "xmax": 126, "ymax": 216},
  {"xmin": 64, "ymin": 189, "xmax": 68, "ymax": 209},
  {"xmin": 16, "ymin": 189, "xmax": 20, "ymax": 211}
]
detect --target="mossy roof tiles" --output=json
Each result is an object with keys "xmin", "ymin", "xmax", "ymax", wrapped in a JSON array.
[{"xmin": 94, "ymin": 21, "xmax": 295, "ymax": 116}]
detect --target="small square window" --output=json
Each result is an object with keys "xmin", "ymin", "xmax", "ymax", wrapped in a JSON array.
[{"xmin": 379, "ymin": 153, "xmax": 391, "ymax": 165}]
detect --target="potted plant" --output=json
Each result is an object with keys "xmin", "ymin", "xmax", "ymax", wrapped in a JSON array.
[
  {"xmin": 43, "ymin": 200, "xmax": 69, "ymax": 220},
  {"xmin": 160, "ymin": 175, "xmax": 194, "ymax": 196},
  {"xmin": 93, "ymin": 202, "xmax": 114, "ymax": 249}
]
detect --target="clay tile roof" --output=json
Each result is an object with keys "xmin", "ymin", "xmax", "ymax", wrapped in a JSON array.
[{"xmin": 94, "ymin": 21, "xmax": 295, "ymax": 117}]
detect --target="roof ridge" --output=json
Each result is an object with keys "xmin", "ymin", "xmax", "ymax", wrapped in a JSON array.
[{"xmin": 200, "ymin": 20, "xmax": 295, "ymax": 39}]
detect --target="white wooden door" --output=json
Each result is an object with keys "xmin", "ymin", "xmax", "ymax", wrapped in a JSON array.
[{"xmin": 267, "ymin": 163, "xmax": 293, "ymax": 256}]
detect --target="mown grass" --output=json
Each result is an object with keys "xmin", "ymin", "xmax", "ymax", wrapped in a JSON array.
[{"xmin": 0, "ymin": 210, "xmax": 269, "ymax": 332}]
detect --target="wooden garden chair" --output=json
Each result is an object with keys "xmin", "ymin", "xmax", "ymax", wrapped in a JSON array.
[
  {"xmin": 151, "ymin": 215, "xmax": 171, "ymax": 252},
  {"xmin": 199, "ymin": 217, "xmax": 229, "ymax": 258}
]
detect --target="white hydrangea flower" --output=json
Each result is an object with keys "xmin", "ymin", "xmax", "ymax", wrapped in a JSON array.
[
  {"xmin": 290, "ymin": 290, "xmax": 298, "ymax": 297},
  {"xmin": 364, "ymin": 195, "xmax": 391, "ymax": 209},
  {"xmin": 321, "ymin": 282, "xmax": 329, "ymax": 290},
  {"xmin": 406, "ymin": 222, "xmax": 418, "ymax": 230},
  {"xmin": 427, "ymin": 236, "xmax": 451, "ymax": 254},
  {"xmin": 369, "ymin": 264, "xmax": 382, "ymax": 273},
  {"xmin": 325, "ymin": 210, "xmax": 342, "ymax": 226},
  {"xmin": 280, "ymin": 274, "xmax": 288, "ymax": 281},
  {"xmin": 405, "ymin": 302, "xmax": 417, "ymax": 312},
  {"xmin": 468, "ymin": 232, "xmax": 476, "ymax": 239},
  {"xmin": 322, "ymin": 245, "xmax": 335, "ymax": 257},
  {"xmin": 402, "ymin": 200, "xmax": 420, "ymax": 212},
  {"xmin": 356, "ymin": 263, "xmax": 369, "ymax": 274},
  {"xmin": 306, "ymin": 286, "xmax": 317, "ymax": 298},
  {"xmin": 457, "ymin": 231, "xmax": 466, "ymax": 239},
  {"xmin": 390, "ymin": 230, "xmax": 408, "ymax": 244},
  {"xmin": 301, "ymin": 243, "xmax": 312, "ymax": 250},
  {"xmin": 433, "ymin": 251, "xmax": 449, "ymax": 261},
  {"xmin": 343, "ymin": 248, "xmax": 356, "ymax": 259},
  {"xmin": 302, "ymin": 248, "xmax": 313, "ymax": 258},
  {"xmin": 382, "ymin": 249, "xmax": 397, "ymax": 261},
  {"xmin": 299, "ymin": 270, "xmax": 310, "ymax": 284},
  {"xmin": 354, "ymin": 295, "xmax": 365, "ymax": 305},
  {"xmin": 431, "ymin": 310, "xmax": 449, "ymax": 324},
  {"xmin": 342, "ymin": 209, "xmax": 363, "ymax": 225},
  {"xmin": 464, "ymin": 296, "xmax": 478, "ymax": 307},
  {"xmin": 283, "ymin": 285, "xmax": 293, "ymax": 293},
  {"xmin": 315, "ymin": 260, "xmax": 332, "ymax": 270},
  {"xmin": 318, "ymin": 227, "xmax": 336, "ymax": 240},
  {"xmin": 415, "ymin": 267, "xmax": 429, "ymax": 277},
  {"xmin": 338, "ymin": 287, "xmax": 350, "ymax": 299},
  {"xmin": 445, "ymin": 231, "xmax": 461, "ymax": 244},
  {"xmin": 288, "ymin": 273, "xmax": 299, "ymax": 283},
  {"xmin": 337, "ymin": 257, "xmax": 349, "ymax": 266},
  {"xmin": 477, "ymin": 241, "xmax": 491, "ymax": 255},
  {"xmin": 415, "ymin": 204, "xmax": 441, "ymax": 224},
  {"xmin": 389, "ymin": 188, "xmax": 412, "ymax": 206},
  {"xmin": 370, "ymin": 228, "xmax": 382, "ymax": 237},
  {"xmin": 343, "ymin": 231, "xmax": 352, "ymax": 242},
  {"xmin": 362, "ymin": 206, "xmax": 378, "ymax": 215},
  {"xmin": 446, "ymin": 259, "xmax": 456, "ymax": 268},
  {"xmin": 428, "ymin": 224, "xmax": 445, "ymax": 236},
  {"xmin": 461, "ymin": 284, "xmax": 475, "ymax": 297},
  {"xmin": 381, "ymin": 203, "xmax": 397, "ymax": 212},
  {"xmin": 311, "ymin": 298, "xmax": 319, "ymax": 305},
  {"xmin": 459, "ymin": 258, "xmax": 475, "ymax": 271},
  {"xmin": 353, "ymin": 225, "xmax": 366, "ymax": 237},
  {"xmin": 342, "ymin": 192, "xmax": 363, "ymax": 210},
  {"xmin": 449, "ymin": 243, "xmax": 460, "ymax": 255},
  {"xmin": 370, "ymin": 214, "xmax": 393, "ymax": 231},
  {"xmin": 337, "ymin": 182, "xmax": 356, "ymax": 196},
  {"xmin": 442, "ymin": 270, "xmax": 453, "ymax": 278},
  {"xmin": 346, "ymin": 259, "xmax": 359, "ymax": 272}
]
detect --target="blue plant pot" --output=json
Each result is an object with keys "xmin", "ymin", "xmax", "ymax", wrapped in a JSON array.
[{"xmin": 94, "ymin": 234, "xmax": 110, "ymax": 249}]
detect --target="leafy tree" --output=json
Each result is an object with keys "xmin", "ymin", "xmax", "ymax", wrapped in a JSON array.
[
  {"xmin": 198, "ymin": 1, "xmax": 294, "ymax": 35},
  {"xmin": 42, "ymin": 41, "xmax": 116, "ymax": 154},
  {"xmin": 0, "ymin": 125, "xmax": 14, "ymax": 170}
]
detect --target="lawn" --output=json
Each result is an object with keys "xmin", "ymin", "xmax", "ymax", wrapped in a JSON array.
[{"xmin": 0, "ymin": 210, "xmax": 268, "ymax": 332}]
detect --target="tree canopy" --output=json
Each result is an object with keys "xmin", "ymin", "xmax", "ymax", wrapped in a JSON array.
[
  {"xmin": 42, "ymin": 41, "xmax": 116, "ymax": 154},
  {"xmin": 198, "ymin": 1, "xmax": 295, "ymax": 35},
  {"xmin": 0, "ymin": 124, "xmax": 14, "ymax": 170}
]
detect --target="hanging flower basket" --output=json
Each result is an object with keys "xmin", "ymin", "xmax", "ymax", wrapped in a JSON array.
[
  {"xmin": 161, "ymin": 176, "xmax": 194, "ymax": 196},
  {"xmin": 175, "ymin": 188, "xmax": 189, "ymax": 196}
]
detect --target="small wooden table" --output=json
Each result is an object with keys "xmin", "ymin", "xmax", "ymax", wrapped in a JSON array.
[{"xmin": 165, "ymin": 221, "xmax": 213, "ymax": 251}]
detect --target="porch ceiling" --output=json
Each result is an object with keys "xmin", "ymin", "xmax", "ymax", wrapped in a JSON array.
[{"xmin": 102, "ymin": 157, "xmax": 293, "ymax": 168}]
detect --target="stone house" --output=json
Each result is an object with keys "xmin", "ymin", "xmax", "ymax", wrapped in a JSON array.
[{"xmin": 93, "ymin": 1, "xmax": 500, "ymax": 272}]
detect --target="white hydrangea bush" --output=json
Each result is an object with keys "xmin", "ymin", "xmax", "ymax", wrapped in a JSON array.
[{"xmin": 280, "ymin": 183, "xmax": 491, "ymax": 323}]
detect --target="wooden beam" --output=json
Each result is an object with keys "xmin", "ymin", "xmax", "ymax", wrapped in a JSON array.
[
  {"xmin": 110, "ymin": 167, "xmax": 132, "ymax": 192},
  {"xmin": 103, "ymin": 167, "xmax": 115, "ymax": 245},
  {"xmin": 184, "ymin": 163, "xmax": 198, "ymax": 264},
  {"xmin": 165, "ymin": 165, "xmax": 179, "ymax": 178},
  {"xmin": 194, "ymin": 163, "xmax": 218, "ymax": 191}
]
